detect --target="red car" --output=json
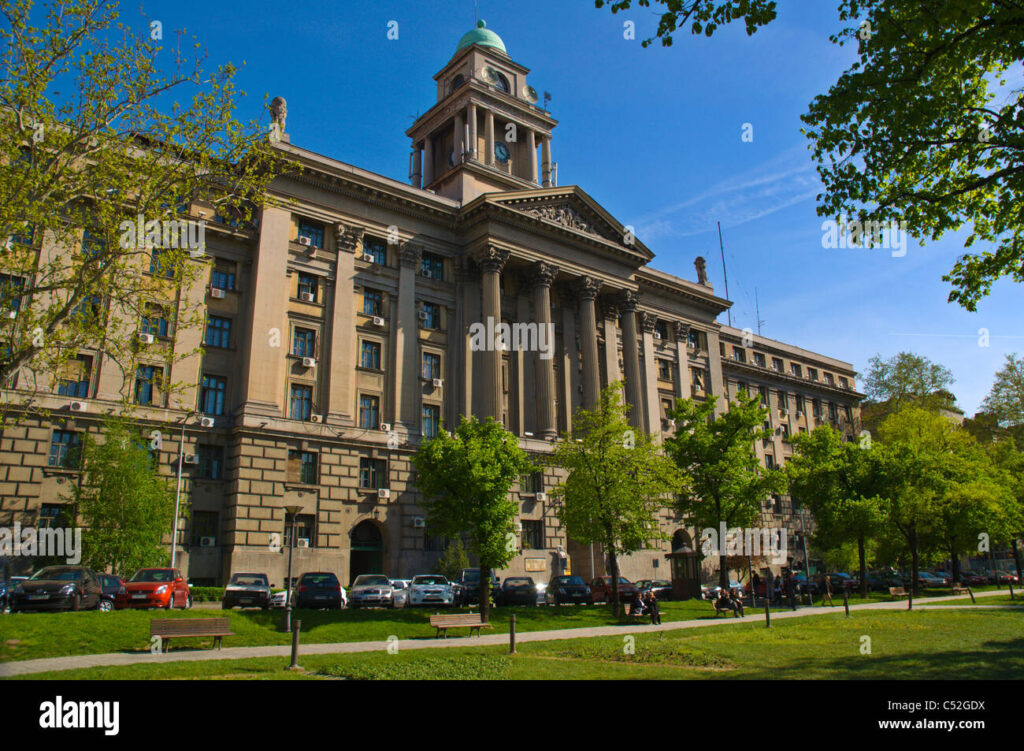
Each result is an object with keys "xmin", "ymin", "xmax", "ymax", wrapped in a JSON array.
[
  {"xmin": 589, "ymin": 576, "xmax": 639, "ymax": 604},
  {"xmin": 118, "ymin": 568, "xmax": 192, "ymax": 609}
]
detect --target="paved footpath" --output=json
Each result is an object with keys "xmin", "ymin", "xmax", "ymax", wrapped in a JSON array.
[{"xmin": 1, "ymin": 589, "xmax": 1017, "ymax": 678}]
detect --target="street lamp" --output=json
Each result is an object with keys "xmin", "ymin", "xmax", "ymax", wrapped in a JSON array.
[
  {"xmin": 169, "ymin": 414, "xmax": 194, "ymax": 572},
  {"xmin": 284, "ymin": 504, "xmax": 302, "ymax": 633}
]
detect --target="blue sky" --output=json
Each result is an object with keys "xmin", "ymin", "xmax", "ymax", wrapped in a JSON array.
[{"xmin": 135, "ymin": 0, "xmax": 1021, "ymax": 414}]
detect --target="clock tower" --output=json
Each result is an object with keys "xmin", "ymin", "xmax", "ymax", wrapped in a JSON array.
[{"xmin": 406, "ymin": 20, "xmax": 558, "ymax": 203}]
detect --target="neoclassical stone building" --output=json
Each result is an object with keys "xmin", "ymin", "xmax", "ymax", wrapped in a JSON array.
[{"xmin": 0, "ymin": 21, "xmax": 862, "ymax": 587}]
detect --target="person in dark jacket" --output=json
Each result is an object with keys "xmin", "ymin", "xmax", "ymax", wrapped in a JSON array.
[
  {"xmin": 646, "ymin": 591, "xmax": 661, "ymax": 624},
  {"xmin": 629, "ymin": 590, "xmax": 645, "ymax": 617}
]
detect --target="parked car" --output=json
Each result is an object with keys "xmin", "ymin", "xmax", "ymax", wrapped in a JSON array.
[
  {"xmin": 590, "ymin": 576, "xmax": 639, "ymax": 604},
  {"xmin": 9, "ymin": 566, "xmax": 104, "ymax": 612},
  {"xmin": 348, "ymin": 574, "xmax": 394, "ymax": 608},
  {"xmin": 961, "ymin": 571, "xmax": 988, "ymax": 586},
  {"xmin": 989, "ymin": 569, "xmax": 1019, "ymax": 585},
  {"xmin": 636, "ymin": 579, "xmax": 673, "ymax": 601},
  {"xmin": 222, "ymin": 573, "xmax": 272, "ymax": 610},
  {"xmin": 118, "ymin": 568, "xmax": 192, "ymax": 609},
  {"xmin": 1, "ymin": 576, "xmax": 29, "ymax": 613},
  {"xmin": 703, "ymin": 580, "xmax": 744, "ymax": 600},
  {"xmin": 294, "ymin": 572, "xmax": 346, "ymax": 609},
  {"xmin": 916, "ymin": 572, "xmax": 947, "ymax": 588},
  {"xmin": 452, "ymin": 568, "xmax": 499, "ymax": 607},
  {"xmin": 496, "ymin": 577, "xmax": 538, "ymax": 607},
  {"xmin": 546, "ymin": 575, "xmax": 591, "ymax": 605},
  {"xmin": 97, "ymin": 573, "xmax": 125, "ymax": 611},
  {"xmin": 866, "ymin": 571, "xmax": 904, "ymax": 592},
  {"xmin": 820, "ymin": 573, "xmax": 858, "ymax": 592},
  {"xmin": 390, "ymin": 579, "xmax": 411, "ymax": 608},
  {"xmin": 408, "ymin": 575, "xmax": 454, "ymax": 607}
]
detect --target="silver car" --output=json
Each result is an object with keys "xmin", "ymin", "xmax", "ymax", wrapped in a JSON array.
[
  {"xmin": 348, "ymin": 575, "xmax": 395, "ymax": 608},
  {"xmin": 408, "ymin": 575, "xmax": 454, "ymax": 607},
  {"xmin": 389, "ymin": 579, "xmax": 411, "ymax": 608}
]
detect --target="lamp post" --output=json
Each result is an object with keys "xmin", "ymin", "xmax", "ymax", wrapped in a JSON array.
[
  {"xmin": 284, "ymin": 504, "xmax": 302, "ymax": 633},
  {"xmin": 169, "ymin": 417, "xmax": 189, "ymax": 571}
]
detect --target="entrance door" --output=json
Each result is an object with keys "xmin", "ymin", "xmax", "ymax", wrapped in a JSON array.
[{"xmin": 349, "ymin": 521, "xmax": 384, "ymax": 584}]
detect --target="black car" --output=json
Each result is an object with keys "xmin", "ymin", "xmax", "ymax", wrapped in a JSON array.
[
  {"xmin": 496, "ymin": 577, "xmax": 538, "ymax": 607},
  {"xmin": 222, "ymin": 572, "xmax": 272, "ymax": 610},
  {"xmin": 546, "ymin": 575, "xmax": 591, "ymax": 605},
  {"xmin": 9, "ymin": 566, "xmax": 104, "ymax": 612},
  {"xmin": 97, "ymin": 573, "xmax": 125, "ymax": 611},
  {"xmin": 636, "ymin": 579, "xmax": 673, "ymax": 601},
  {"xmin": 293, "ymin": 572, "xmax": 344, "ymax": 609},
  {"xmin": 453, "ymin": 568, "xmax": 499, "ymax": 606},
  {"xmin": 1, "ymin": 576, "xmax": 29, "ymax": 613}
]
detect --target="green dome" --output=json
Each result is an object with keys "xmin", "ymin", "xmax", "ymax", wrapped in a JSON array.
[{"xmin": 455, "ymin": 20, "xmax": 507, "ymax": 55}]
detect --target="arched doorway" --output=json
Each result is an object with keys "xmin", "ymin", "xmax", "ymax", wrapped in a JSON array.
[{"xmin": 349, "ymin": 521, "xmax": 384, "ymax": 584}]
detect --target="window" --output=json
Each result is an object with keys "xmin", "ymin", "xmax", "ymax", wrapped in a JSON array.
[
  {"xmin": 141, "ymin": 304, "xmax": 170, "ymax": 338},
  {"xmin": 839, "ymin": 376, "xmax": 849, "ymax": 390},
  {"xmin": 81, "ymin": 229, "xmax": 105, "ymax": 258},
  {"xmin": 56, "ymin": 355, "xmax": 92, "ymax": 399},
  {"xmin": 211, "ymin": 261, "xmax": 236, "ymax": 291},
  {"xmin": 657, "ymin": 359, "xmax": 673, "ymax": 381},
  {"xmin": 297, "ymin": 273, "xmax": 319, "ymax": 302},
  {"xmin": 205, "ymin": 316, "xmax": 231, "ymax": 349},
  {"xmin": 829, "ymin": 402, "xmax": 838, "ymax": 421},
  {"xmin": 796, "ymin": 394, "xmax": 805, "ymax": 413},
  {"xmin": 808, "ymin": 367, "xmax": 818, "ymax": 381},
  {"xmin": 758, "ymin": 385, "xmax": 769, "ymax": 406},
  {"xmin": 72, "ymin": 295, "xmax": 102, "ymax": 323},
  {"xmin": 359, "ymin": 457, "xmax": 387, "ymax": 489},
  {"xmin": 421, "ymin": 253, "xmax": 444, "ymax": 281},
  {"xmin": 359, "ymin": 395, "xmax": 380, "ymax": 429},
  {"xmin": 521, "ymin": 471, "xmax": 543, "ymax": 494},
  {"xmin": 661, "ymin": 399, "xmax": 674, "ymax": 422},
  {"xmin": 200, "ymin": 374, "xmax": 227, "ymax": 416},
  {"xmin": 149, "ymin": 248, "xmax": 174, "ymax": 278},
  {"xmin": 765, "ymin": 455, "xmax": 775, "ymax": 470},
  {"xmin": 844, "ymin": 405, "xmax": 852, "ymax": 421},
  {"xmin": 824, "ymin": 372, "xmax": 835, "ymax": 386},
  {"xmin": 812, "ymin": 398, "xmax": 822, "ymax": 418},
  {"xmin": 691, "ymin": 368, "xmax": 705, "ymax": 392},
  {"xmin": 297, "ymin": 219, "xmax": 324, "ymax": 248},
  {"xmin": 135, "ymin": 365, "xmax": 161, "ymax": 405},
  {"xmin": 190, "ymin": 510, "xmax": 219, "ymax": 545},
  {"xmin": 422, "ymin": 404, "xmax": 440, "ymax": 438},
  {"xmin": 363, "ymin": 288, "xmax": 383, "ymax": 317},
  {"xmin": 420, "ymin": 301, "xmax": 441, "ymax": 329},
  {"xmin": 360, "ymin": 340, "xmax": 381, "ymax": 370},
  {"xmin": 688, "ymin": 329, "xmax": 702, "ymax": 350},
  {"xmin": 493, "ymin": 71, "xmax": 510, "ymax": 93},
  {"xmin": 737, "ymin": 381, "xmax": 749, "ymax": 396},
  {"xmin": 422, "ymin": 352, "xmax": 441, "ymax": 380},
  {"xmin": 791, "ymin": 363, "xmax": 802, "ymax": 378},
  {"xmin": 292, "ymin": 327, "xmax": 316, "ymax": 358},
  {"xmin": 777, "ymin": 391, "xmax": 787, "ymax": 411},
  {"xmin": 363, "ymin": 236, "xmax": 387, "ymax": 264},
  {"xmin": 772, "ymin": 357, "xmax": 784, "ymax": 372},
  {"xmin": 48, "ymin": 431, "xmax": 81, "ymax": 468},
  {"xmin": 39, "ymin": 503, "xmax": 69, "ymax": 528},
  {"xmin": 781, "ymin": 424, "xmax": 790, "ymax": 441},
  {"xmin": 732, "ymin": 347, "xmax": 746, "ymax": 363},
  {"xmin": 290, "ymin": 384, "xmax": 313, "ymax": 420},
  {"xmin": 754, "ymin": 352, "xmax": 766, "ymax": 368},
  {"xmin": 521, "ymin": 520, "xmax": 544, "ymax": 550},
  {"xmin": 284, "ymin": 514, "xmax": 316, "ymax": 548},
  {"xmin": 197, "ymin": 444, "xmax": 224, "ymax": 480},
  {"xmin": 288, "ymin": 450, "xmax": 318, "ymax": 484}
]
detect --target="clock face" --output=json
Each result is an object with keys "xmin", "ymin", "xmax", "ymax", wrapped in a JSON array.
[{"xmin": 494, "ymin": 142, "xmax": 510, "ymax": 163}]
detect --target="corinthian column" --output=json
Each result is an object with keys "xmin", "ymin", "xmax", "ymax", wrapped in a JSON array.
[
  {"xmin": 530, "ymin": 262, "xmax": 559, "ymax": 439},
  {"xmin": 619, "ymin": 290, "xmax": 644, "ymax": 429},
  {"xmin": 639, "ymin": 311, "xmax": 660, "ymax": 435},
  {"xmin": 473, "ymin": 246, "xmax": 509, "ymax": 421},
  {"xmin": 394, "ymin": 243, "xmax": 422, "ymax": 437},
  {"xmin": 575, "ymin": 276, "xmax": 602, "ymax": 409}
]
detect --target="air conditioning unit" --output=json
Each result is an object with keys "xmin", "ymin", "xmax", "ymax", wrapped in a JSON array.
[
  {"xmin": 796, "ymin": 411, "xmax": 804, "ymax": 419},
  {"xmin": 210, "ymin": 287, "xmax": 226, "ymax": 299},
  {"xmin": 432, "ymin": 378, "xmax": 443, "ymax": 388},
  {"xmin": 183, "ymin": 454, "xmax": 200, "ymax": 465},
  {"xmin": 199, "ymin": 536, "xmax": 216, "ymax": 548},
  {"xmin": 138, "ymin": 332, "xmax": 155, "ymax": 344},
  {"xmin": 377, "ymin": 488, "xmax": 391, "ymax": 500},
  {"xmin": 69, "ymin": 401, "xmax": 87, "ymax": 412},
  {"xmin": 297, "ymin": 236, "xmax": 312, "ymax": 246},
  {"xmin": 310, "ymin": 414, "xmax": 323, "ymax": 423},
  {"xmin": 362, "ymin": 253, "xmax": 375, "ymax": 263},
  {"xmin": 535, "ymin": 492, "xmax": 548, "ymax": 502},
  {"xmin": 420, "ymin": 269, "xmax": 432, "ymax": 278},
  {"xmin": 412, "ymin": 516, "xmax": 426, "ymax": 528},
  {"xmin": 302, "ymin": 357, "xmax": 316, "ymax": 368},
  {"xmin": 653, "ymin": 331, "xmax": 662, "ymax": 340},
  {"xmin": 296, "ymin": 538, "xmax": 310, "ymax": 548},
  {"xmin": 417, "ymin": 310, "xmax": 429, "ymax": 321},
  {"xmin": 200, "ymin": 416, "xmax": 215, "ymax": 428},
  {"xmin": 300, "ymin": 292, "xmax": 315, "ymax": 302},
  {"xmin": 780, "ymin": 409, "xmax": 789, "ymax": 417},
  {"xmin": 7, "ymin": 310, "xmax": 15, "ymax": 319},
  {"xmin": 372, "ymin": 316, "xmax": 385, "ymax": 327},
  {"xmin": 380, "ymin": 422, "xmax": 391, "ymax": 432}
]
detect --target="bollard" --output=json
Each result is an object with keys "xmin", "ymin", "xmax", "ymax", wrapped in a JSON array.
[
  {"xmin": 1009, "ymin": 582, "xmax": 1015, "ymax": 601},
  {"xmin": 289, "ymin": 619, "xmax": 301, "ymax": 670},
  {"xmin": 764, "ymin": 587, "xmax": 771, "ymax": 628},
  {"xmin": 843, "ymin": 590, "xmax": 850, "ymax": 618},
  {"xmin": 967, "ymin": 586, "xmax": 976, "ymax": 604},
  {"xmin": 509, "ymin": 613, "xmax": 517, "ymax": 655},
  {"xmin": 907, "ymin": 590, "xmax": 913, "ymax": 611}
]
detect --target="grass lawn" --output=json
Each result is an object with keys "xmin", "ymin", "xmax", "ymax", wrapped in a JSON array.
[{"xmin": 13, "ymin": 608, "xmax": 1022, "ymax": 680}]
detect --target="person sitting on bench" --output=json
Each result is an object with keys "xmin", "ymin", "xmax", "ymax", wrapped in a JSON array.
[{"xmin": 629, "ymin": 591, "xmax": 645, "ymax": 617}]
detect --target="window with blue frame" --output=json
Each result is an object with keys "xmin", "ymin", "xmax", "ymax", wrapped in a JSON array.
[
  {"xmin": 48, "ymin": 430, "xmax": 81, "ymax": 468},
  {"xmin": 297, "ymin": 219, "xmax": 325, "ymax": 248},
  {"xmin": 56, "ymin": 355, "xmax": 92, "ymax": 399},
  {"xmin": 0, "ymin": 274, "xmax": 25, "ymax": 314},
  {"xmin": 198, "ymin": 444, "xmax": 224, "ymax": 480},
  {"xmin": 290, "ymin": 384, "xmax": 313, "ymax": 420},
  {"xmin": 363, "ymin": 289, "xmax": 383, "ymax": 317},
  {"xmin": 81, "ymin": 229, "xmax": 105, "ymax": 258},
  {"xmin": 297, "ymin": 273, "xmax": 318, "ymax": 302},
  {"xmin": 205, "ymin": 316, "xmax": 231, "ymax": 349},
  {"xmin": 135, "ymin": 365, "xmax": 160, "ymax": 405},
  {"xmin": 211, "ymin": 261, "xmax": 236, "ymax": 291},
  {"xmin": 9, "ymin": 224, "xmax": 34, "ymax": 248},
  {"xmin": 359, "ymin": 395, "xmax": 379, "ymax": 429},
  {"xmin": 422, "ymin": 404, "xmax": 439, "ymax": 438},
  {"xmin": 420, "ymin": 301, "xmax": 440, "ymax": 329},
  {"xmin": 421, "ymin": 352, "xmax": 441, "ymax": 380},
  {"xmin": 363, "ymin": 236, "xmax": 387, "ymax": 264},
  {"xmin": 200, "ymin": 374, "xmax": 227, "ymax": 416},
  {"xmin": 292, "ymin": 327, "xmax": 316, "ymax": 358},
  {"xmin": 360, "ymin": 340, "xmax": 381, "ymax": 370},
  {"xmin": 149, "ymin": 248, "xmax": 175, "ymax": 278},
  {"xmin": 72, "ymin": 295, "xmax": 102, "ymax": 323},
  {"xmin": 420, "ymin": 253, "xmax": 444, "ymax": 280},
  {"xmin": 141, "ymin": 304, "xmax": 169, "ymax": 337}
]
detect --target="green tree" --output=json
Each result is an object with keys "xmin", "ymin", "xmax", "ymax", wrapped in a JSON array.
[
  {"xmin": 68, "ymin": 416, "xmax": 177, "ymax": 576},
  {"xmin": 861, "ymin": 352, "xmax": 955, "ymax": 408},
  {"xmin": 412, "ymin": 415, "xmax": 533, "ymax": 622},
  {"xmin": 0, "ymin": 0, "xmax": 281, "ymax": 424},
  {"xmin": 664, "ymin": 390, "xmax": 786, "ymax": 589},
  {"xmin": 549, "ymin": 382, "xmax": 684, "ymax": 617},
  {"xmin": 981, "ymin": 353, "xmax": 1024, "ymax": 429},
  {"xmin": 788, "ymin": 425, "xmax": 884, "ymax": 597},
  {"xmin": 434, "ymin": 537, "xmax": 470, "ymax": 583},
  {"xmin": 593, "ymin": 0, "xmax": 778, "ymax": 46}
]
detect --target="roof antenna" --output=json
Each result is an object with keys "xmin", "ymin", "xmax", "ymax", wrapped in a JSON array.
[
  {"xmin": 718, "ymin": 220, "xmax": 731, "ymax": 327},
  {"xmin": 755, "ymin": 287, "xmax": 765, "ymax": 335}
]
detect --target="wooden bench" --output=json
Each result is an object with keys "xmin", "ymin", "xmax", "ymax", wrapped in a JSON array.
[
  {"xmin": 429, "ymin": 613, "xmax": 492, "ymax": 638},
  {"xmin": 951, "ymin": 585, "xmax": 969, "ymax": 596},
  {"xmin": 150, "ymin": 617, "xmax": 235, "ymax": 653},
  {"xmin": 888, "ymin": 587, "xmax": 908, "ymax": 600}
]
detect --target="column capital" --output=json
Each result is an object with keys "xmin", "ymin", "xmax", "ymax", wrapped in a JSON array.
[
  {"xmin": 674, "ymin": 321, "xmax": 691, "ymax": 341},
  {"xmin": 399, "ymin": 242, "xmax": 423, "ymax": 268},
  {"xmin": 619, "ymin": 289, "xmax": 639, "ymax": 313},
  {"xmin": 473, "ymin": 245, "xmax": 510, "ymax": 274},
  {"xmin": 601, "ymin": 298, "xmax": 619, "ymax": 320},
  {"xmin": 334, "ymin": 222, "xmax": 361, "ymax": 254},
  {"xmin": 639, "ymin": 311, "xmax": 657, "ymax": 334},
  {"xmin": 574, "ymin": 276, "xmax": 601, "ymax": 302},
  {"xmin": 529, "ymin": 261, "xmax": 559, "ymax": 288}
]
